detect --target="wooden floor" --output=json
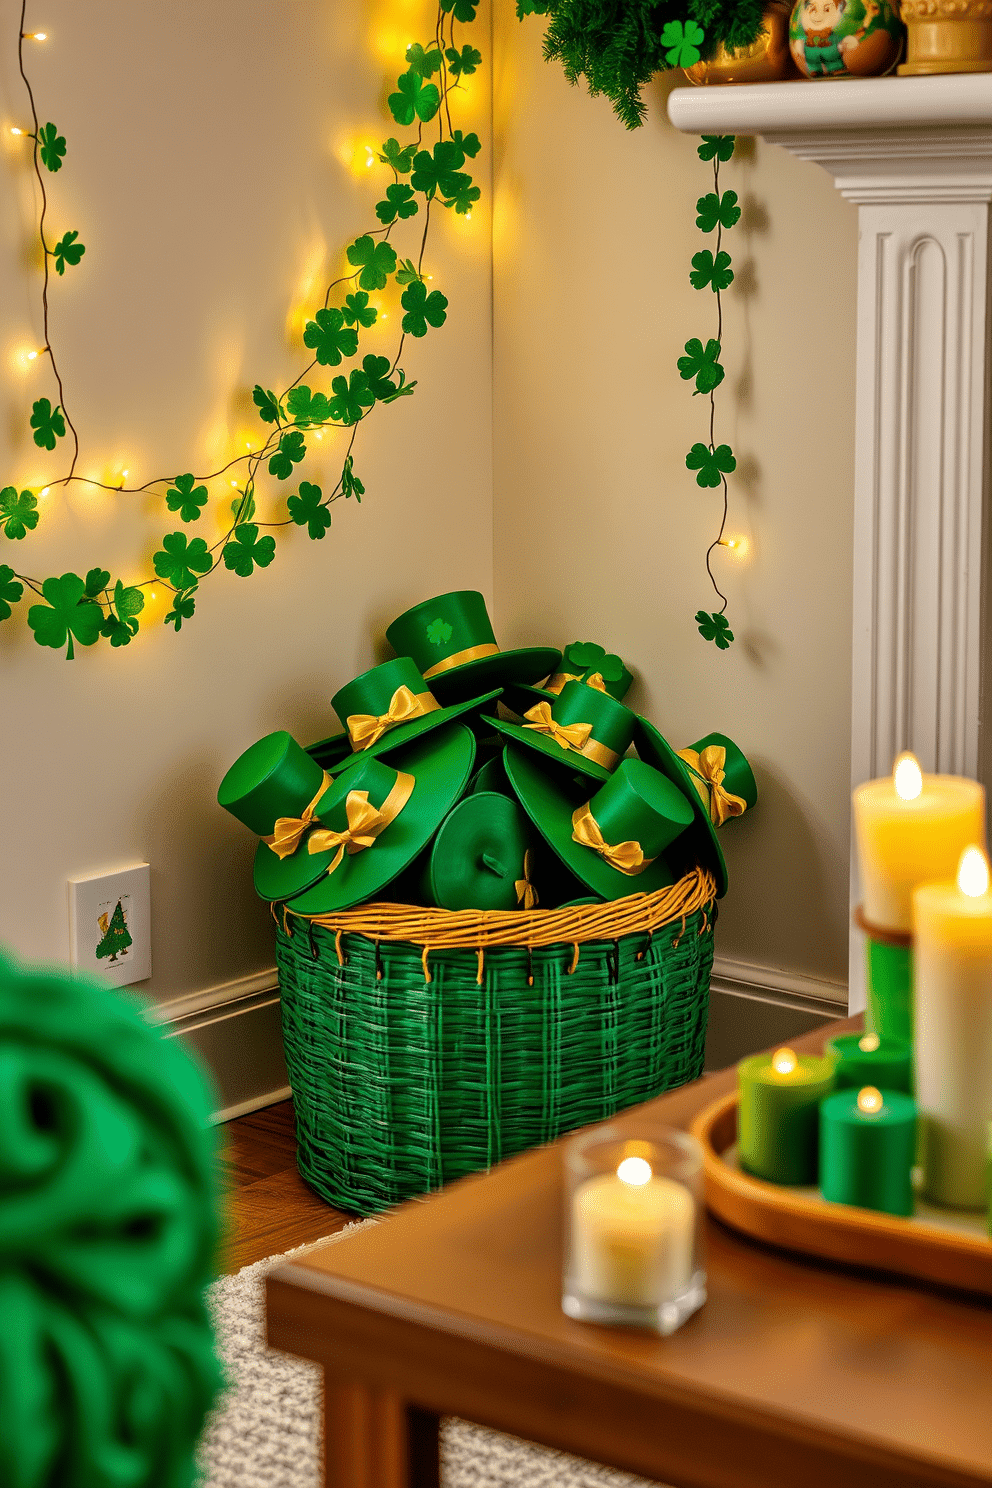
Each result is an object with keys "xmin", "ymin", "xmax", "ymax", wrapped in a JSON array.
[{"xmin": 216, "ymin": 1099, "xmax": 354, "ymax": 1273}]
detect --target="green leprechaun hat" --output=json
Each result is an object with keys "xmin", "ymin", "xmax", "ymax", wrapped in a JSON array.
[
  {"xmin": 633, "ymin": 721, "xmax": 757, "ymax": 899},
  {"xmin": 504, "ymin": 749, "xmax": 692, "ymax": 902},
  {"xmin": 417, "ymin": 790, "xmax": 538, "ymax": 911},
  {"xmin": 319, "ymin": 656, "xmax": 499, "ymax": 775},
  {"xmin": 285, "ymin": 724, "xmax": 476, "ymax": 915},
  {"xmin": 385, "ymin": 590, "xmax": 561, "ymax": 706},
  {"xmin": 503, "ymin": 640, "xmax": 634, "ymax": 717},
  {"xmin": 484, "ymin": 679, "xmax": 636, "ymax": 784}
]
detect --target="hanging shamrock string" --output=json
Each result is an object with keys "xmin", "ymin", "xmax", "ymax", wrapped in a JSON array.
[
  {"xmin": 1, "ymin": 1, "xmax": 482, "ymax": 657},
  {"xmin": 681, "ymin": 133, "xmax": 739, "ymax": 650}
]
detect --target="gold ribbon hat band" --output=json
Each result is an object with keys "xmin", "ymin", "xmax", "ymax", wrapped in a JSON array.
[
  {"xmin": 522, "ymin": 701, "xmax": 619, "ymax": 771},
  {"xmin": 262, "ymin": 773, "xmax": 332, "ymax": 860},
  {"xmin": 544, "ymin": 670, "xmax": 609, "ymax": 696},
  {"xmin": 422, "ymin": 642, "xmax": 499, "ymax": 679},
  {"xmin": 570, "ymin": 804, "xmax": 655, "ymax": 876},
  {"xmin": 677, "ymin": 745, "xmax": 747, "ymax": 828},
  {"xmin": 306, "ymin": 771, "xmax": 414, "ymax": 875},
  {"xmin": 346, "ymin": 685, "xmax": 440, "ymax": 750}
]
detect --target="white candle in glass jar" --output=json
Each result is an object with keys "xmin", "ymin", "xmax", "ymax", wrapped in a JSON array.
[
  {"xmin": 913, "ymin": 846, "xmax": 992, "ymax": 1209},
  {"xmin": 571, "ymin": 1156, "xmax": 695, "ymax": 1306}
]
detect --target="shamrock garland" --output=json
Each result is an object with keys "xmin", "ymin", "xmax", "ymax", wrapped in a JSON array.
[
  {"xmin": 681, "ymin": 133, "xmax": 739, "ymax": 650},
  {"xmin": 2, "ymin": 0, "xmax": 482, "ymax": 657}
]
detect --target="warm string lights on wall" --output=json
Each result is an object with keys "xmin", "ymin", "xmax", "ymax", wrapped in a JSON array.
[{"xmin": 1, "ymin": 0, "xmax": 482, "ymax": 657}]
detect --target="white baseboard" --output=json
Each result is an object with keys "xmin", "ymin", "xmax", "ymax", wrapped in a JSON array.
[{"xmin": 710, "ymin": 954, "xmax": 848, "ymax": 1015}]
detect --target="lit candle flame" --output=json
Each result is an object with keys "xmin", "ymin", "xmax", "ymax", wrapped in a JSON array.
[
  {"xmin": 616, "ymin": 1156, "xmax": 652, "ymax": 1186},
  {"xmin": 858, "ymin": 1033, "xmax": 880, "ymax": 1053},
  {"xmin": 958, "ymin": 845, "xmax": 990, "ymax": 898},
  {"xmin": 857, "ymin": 1086, "xmax": 883, "ymax": 1115},
  {"xmin": 772, "ymin": 1047, "xmax": 797, "ymax": 1075},
  {"xmin": 893, "ymin": 751, "xmax": 923, "ymax": 801}
]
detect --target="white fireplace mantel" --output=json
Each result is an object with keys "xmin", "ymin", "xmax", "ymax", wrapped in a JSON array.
[{"xmin": 669, "ymin": 76, "xmax": 992, "ymax": 1007}]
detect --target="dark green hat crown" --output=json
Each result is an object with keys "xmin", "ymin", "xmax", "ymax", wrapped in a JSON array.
[
  {"xmin": 332, "ymin": 657, "xmax": 440, "ymax": 743},
  {"xmin": 489, "ymin": 679, "xmax": 636, "ymax": 781},
  {"xmin": 218, "ymin": 731, "xmax": 324, "ymax": 837},
  {"xmin": 386, "ymin": 590, "xmax": 497, "ymax": 681},
  {"xmin": 678, "ymin": 731, "xmax": 757, "ymax": 823},
  {"xmin": 580, "ymin": 759, "xmax": 694, "ymax": 863}
]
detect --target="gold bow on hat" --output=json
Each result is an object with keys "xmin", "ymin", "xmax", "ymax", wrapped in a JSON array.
[
  {"xmin": 545, "ymin": 670, "xmax": 609, "ymax": 696},
  {"xmin": 570, "ymin": 804, "xmax": 654, "ymax": 876},
  {"xmin": 515, "ymin": 850, "xmax": 538, "ymax": 909},
  {"xmin": 262, "ymin": 773, "xmax": 332, "ymax": 860},
  {"xmin": 523, "ymin": 701, "xmax": 593, "ymax": 753},
  {"xmin": 584, "ymin": 672, "xmax": 609, "ymax": 694},
  {"xmin": 306, "ymin": 772, "xmax": 414, "ymax": 875},
  {"xmin": 677, "ymin": 745, "xmax": 747, "ymax": 828},
  {"xmin": 346, "ymin": 685, "xmax": 440, "ymax": 751}
]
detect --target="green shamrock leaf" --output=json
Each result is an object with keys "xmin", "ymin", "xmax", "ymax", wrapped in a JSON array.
[
  {"xmin": 395, "ymin": 258, "xmax": 423, "ymax": 287},
  {"xmin": 286, "ymin": 385, "xmax": 331, "ymax": 426},
  {"xmin": 689, "ymin": 249, "xmax": 734, "ymax": 293},
  {"xmin": 302, "ymin": 307, "xmax": 359, "ymax": 367},
  {"xmin": 376, "ymin": 183, "xmax": 418, "ymax": 225},
  {"xmin": 341, "ymin": 455, "xmax": 365, "ymax": 502},
  {"xmin": 446, "ymin": 44, "xmax": 482, "ymax": 76},
  {"xmin": 411, "ymin": 140, "xmax": 470, "ymax": 199},
  {"xmin": 388, "ymin": 369, "xmax": 417, "ymax": 400},
  {"xmin": 378, "ymin": 138, "xmax": 417, "ymax": 174},
  {"xmin": 52, "ymin": 229, "xmax": 85, "ymax": 276},
  {"xmin": 677, "ymin": 338, "xmax": 725, "ymax": 396},
  {"xmin": 401, "ymin": 281, "xmax": 448, "ymax": 338},
  {"xmin": 406, "ymin": 42, "xmax": 443, "ymax": 77},
  {"xmin": 268, "ymin": 429, "xmax": 307, "ymax": 480},
  {"xmin": 426, "ymin": 617, "xmax": 453, "ymax": 645},
  {"xmin": 0, "ymin": 487, "xmax": 39, "ymax": 540},
  {"xmin": 441, "ymin": 0, "xmax": 478, "ymax": 20},
  {"xmin": 695, "ymin": 610, "xmax": 734, "ymax": 649},
  {"xmin": 38, "ymin": 122, "xmax": 66, "ymax": 173},
  {"xmin": 166, "ymin": 472, "xmax": 208, "ymax": 522},
  {"xmin": 341, "ymin": 291, "xmax": 378, "ymax": 328},
  {"xmin": 223, "ymin": 523, "xmax": 276, "ymax": 578},
  {"xmin": 346, "ymin": 236, "xmax": 398, "ymax": 293},
  {"xmin": 287, "ymin": 480, "xmax": 331, "ymax": 540},
  {"xmin": 30, "ymin": 398, "xmax": 66, "ymax": 451},
  {"xmin": 661, "ymin": 19, "xmax": 705, "ymax": 67},
  {"xmin": 164, "ymin": 590, "xmax": 196, "ymax": 632},
  {"xmin": 361, "ymin": 354, "xmax": 398, "ymax": 403},
  {"xmin": 27, "ymin": 572, "xmax": 104, "ymax": 659},
  {"xmin": 696, "ymin": 189, "xmax": 741, "ymax": 233},
  {"xmin": 388, "ymin": 70, "xmax": 441, "ymax": 127},
  {"xmin": 230, "ymin": 487, "xmax": 256, "ymax": 523},
  {"xmin": 328, "ymin": 370, "xmax": 374, "ymax": 425},
  {"xmin": 0, "ymin": 564, "xmax": 24, "ymax": 621},
  {"xmin": 101, "ymin": 579, "xmax": 145, "ymax": 647},
  {"xmin": 446, "ymin": 179, "xmax": 481, "ymax": 215},
  {"xmin": 252, "ymin": 386, "xmax": 284, "ymax": 425},
  {"xmin": 153, "ymin": 532, "xmax": 212, "ymax": 591},
  {"xmin": 516, "ymin": 0, "xmax": 549, "ymax": 14},
  {"xmin": 686, "ymin": 442, "xmax": 737, "ymax": 488},
  {"xmin": 451, "ymin": 130, "xmax": 482, "ymax": 159},
  {"xmin": 83, "ymin": 568, "xmax": 111, "ymax": 600},
  {"xmin": 698, "ymin": 135, "xmax": 735, "ymax": 163}
]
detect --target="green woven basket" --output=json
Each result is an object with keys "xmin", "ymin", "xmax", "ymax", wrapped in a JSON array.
[{"xmin": 274, "ymin": 868, "xmax": 717, "ymax": 1214}]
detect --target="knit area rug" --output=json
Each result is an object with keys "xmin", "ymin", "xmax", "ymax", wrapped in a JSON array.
[{"xmin": 196, "ymin": 1224, "xmax": 663, "ymax": 1488}]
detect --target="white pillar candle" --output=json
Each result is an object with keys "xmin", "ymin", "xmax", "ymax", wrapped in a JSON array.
[
  {"xmin": 571, "ymin": 1156, "xmax": 695, "ymax": 1307},
  {"xmin": 913, "ymin": 846, "xmax": 992, "ymax": 1208}
]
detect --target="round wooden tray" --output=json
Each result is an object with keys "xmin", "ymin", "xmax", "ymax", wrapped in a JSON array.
[{"xmin": 690, "ymin": 1091, "xmax": 992, "ymax": 1297}]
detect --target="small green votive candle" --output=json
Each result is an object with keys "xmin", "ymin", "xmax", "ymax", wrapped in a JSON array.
[
  {"xmin": 738, "ymin": 1047, "xmax": 835, "ymax": 1185},
  {"xmin": 825, "ymin": 1031, "xmax": 913, "ymax": 1095},
  {"xmin": 820, "ymin": 1086, "xmax": 917, "ymax": 1217}
]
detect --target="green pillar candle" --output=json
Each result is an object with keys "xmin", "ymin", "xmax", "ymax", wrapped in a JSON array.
[
  {"xmin": 737, "ymin": 1047, "xmax": 835, "ymax": 1186},
  {"xmin": 820, "ymin": 1086, "xmax": 917, "ymax": 1216},
  {"xmin": 864, "ymin": 934, "xmax": 913, "ymax": 1043},
  {"xmin": 825, "ymin": 1031, "xmax": 913, "ymax": 1095}
]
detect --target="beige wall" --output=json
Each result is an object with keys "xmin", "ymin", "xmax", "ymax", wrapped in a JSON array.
[
  {"xmin": 491, "ymin": 18, "xmax": 857, "ymax": 986},
  {"xmin": 0, "ymin": 0, "xmax": 493, "ymax": 1002}
]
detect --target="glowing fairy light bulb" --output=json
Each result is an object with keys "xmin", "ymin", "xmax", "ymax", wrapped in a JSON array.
[
  {"xmin": 40, "ymin": 486, "xmax": 49, "ymax": 497},
  {"xmin": 616, "ymin": 1156, "xmax": 652, "ymax": 1186},
  {"xmin": 771, "ymin": 1047, "xmax": 798, "ymax": 1076},
  {"xmin": 893, "ymin": 751, "xmax": 923, "ymax": 801},
  {"xmin": 10, "ymin": 126, "xmax": 25, "ymax": 136},
  {"xmin": 858, "ymin": 1032, "xmax": 880, "ymax": 1053},
  {"xmin": 857, "ymin": 1086, "xmax": 884, "ymax": 1115},
  {"xmin": 23, "ymin": 31, "xmax": 47, "ymax": 41},
  {"xmin": 958, "ymin": 845, "xmax": 990, "ymax": 898}
]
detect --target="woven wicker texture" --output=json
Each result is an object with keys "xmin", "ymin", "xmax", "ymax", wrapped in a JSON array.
[{"xmin": 275, "ymin": 869, "xmax": 717, "ymax": 1213}]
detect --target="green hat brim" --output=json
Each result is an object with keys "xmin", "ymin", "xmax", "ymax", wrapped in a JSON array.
[
  {"xmin": 425, "ymin": 648, "xmax": 561, "ymax": 706},
  {"xmin": 633, "ymin": 718, "xmax": 728, "ymax": 898},
  {"xmin": 426, "ymin": 791, "xmax": 532, "ymax": 911},
  {"xmin": 284, "ymin": 724, "xmax": 476, "ymax": 914},
  {"xmin": 327, "ymin": 689, "xmax": 500, "ymax": 776},
  {"xmin": 304, "ymin": 732, "xmax": 354, "ymax": 770},
  {"xmin": 253, "ymin": 805, "xmax": 340, "ymax": 902},
  {"xmin": 484, "ymin": 715, "xmax": 614, "ymax": 784},
  {"xmin": 499, "ymin": 682, "xmax": 558, "ymax": 717},
  {"xmin": 504, "ymin": 745, "xmax": 677, "ymax": 902},
  {"xmin": 467, "ymin": 754, "xmax": 512, "ymax": 796}
]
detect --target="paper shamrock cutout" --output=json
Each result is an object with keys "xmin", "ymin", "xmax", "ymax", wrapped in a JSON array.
[
  {"xmin": 288, "ymin": 481, "xmax": 331, "ymax": 540},
  {"xmin": 328, "ymin": 370, "xmax": 375, "ymax": 425},
  {"xmin": 388, "ymin": 69, "xmax": 441, "ymax": 126},
  {"xmin": 166, "ymin": 473, "xmax": 208, "ymax": 522},
  {"xmin": 101, "ymin": 581, "xmax": 145, "ymax": 647},
  {"xmin": 302, "ymin": 308, "xmax": 359, "ymax": 367},
  {"xmin": 378, "ymin": 138, "xmax": 416, "ymax": 174},
  {"xmin": 165, "ymin": 591, "xmax": 196, "ymax": 632},
  {"xmin": 340, "ymin": 456, "xmax": 365, "ymax": 502},
  {"xmin": 401, "ymin": 282, "xmax": 448, "ymax": 338},
  {"xmin": 563, "ymin": 641, "xmax": 625, "ymax": 683},
  {"xmin": 153, "ymin": 533, "xmax": 212, "ymax": 591},
  {"xmin": 0, "ymin": 565, "xmax": 24, "ymax": 620},
  {"xmin": 347, "ymin": 236, "xmax": 398, "ymax": 293},
  {"xmin": 268, "ymin": 430, "xmax": 307, "ymax": 479},
  {"xmin": 678, "ymin": 339, "xmax": 724, "ymax": 396},
  {"xmin": 446, "ymin": 44, "xmax": 482, "ymax": 75},
  {"xmin": 286, "ymin": 387, "xmax": 331, "ymax": 426},
  {"xmin": 252, "ymin": 385, "xmax": 284, "ymax": 425},
  {"xmin": 83, "ymin": 568, "xmax": 111, "ymax": 599},
  {"xmin": 376, "ymin": 184, "xmax": 418, "ymax": 225},
  {"xmin": 406, "ymin": 42, "xmax": 443, "ymax": 77},
  {"xmin": 661, "ymin": 20, "xmax": 705, "ymax": 68},
  {"xmin": 0, "ymin": 486, "xmax": 39, "ymax": 540},
  {"xmin": 427, "ymin": 618, "xmax": 453, "ymax": 646},
  {"xmin": 696, "ymin": 610, "xmax": 734, "ymax": 649},
  {"xmin": 689, "ymin": 250, "xmax": 734, "ymax": 293},
  {"xmin": 53, "ymin": 229, "xmax": 85, "ymax": 276},
  {"xmin": 27, "ymin": 572, "xmax": 104, "ymax": 659},
  {"xmin": 37, "ymin": 121, "xmax": 66, "ymax": 172},
  {"xmin": 698, "ymin": 135, "xmax": 736, "ymax": 163},
  {"xmin": 695, "ymin": 189, "xmax": 741, "ymax": 233},
  {"xmin": 441, "ymin": 0, "xmax": 478, "ymax": 21},
  {"xmin": 411, "ymin": 140, "xmax": 471, "ymax": 200},
  {"xmin": 223, "ymin": 524, "xmax": 276, "ymax": 577},
  {"xmin": 30, "ymin": 397, "xmax": 65, "ymax": 450},
  {"xmin": 686, "ymin": 442, "xmax": 737, "ymax": 488}
]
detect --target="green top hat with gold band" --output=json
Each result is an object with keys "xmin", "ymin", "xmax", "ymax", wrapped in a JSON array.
[
  {"xmin": 417, "ymin": 791, "xmax": 538, "ymax": 911},
  {"xmin": 285, "ymin": 725, "xmax": 476, "ymax": 914},
  {"xmin": 505, "ymin": 748, "xmax": 691, "ymax": 901},
  {"xmin": 385, "ymin": 590, "xmax": 561, "ymax": 706},
  {"xmin": 633, "ymin": 721, "xmax": 757, "ymax": 899},
  {"xmin": 484, "ymin": 679, "xmax": 636, "ymax": 784},
  {"xmin": 502, "ymin": 641, "xmax": 634, "ymax": 720}
]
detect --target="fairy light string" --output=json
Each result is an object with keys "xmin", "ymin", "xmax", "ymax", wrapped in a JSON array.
[{"xmin": 1, "ymin": 1, "xmax": 482, "ymax": 657}]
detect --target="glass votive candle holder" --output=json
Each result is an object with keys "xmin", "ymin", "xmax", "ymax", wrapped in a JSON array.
[{"xmin": 561, "ymin": 1124, "xmax": 706, "ymax": 1335}]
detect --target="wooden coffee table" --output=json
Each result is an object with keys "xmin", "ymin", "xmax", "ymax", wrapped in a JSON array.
[{"xmin": 266, "ymin": 1017, "xmax": 992, "ymax": 1488}]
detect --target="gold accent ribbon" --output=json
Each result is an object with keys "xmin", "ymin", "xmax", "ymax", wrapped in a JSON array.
[
  {"xmin": 306, "ymin": 771, "xmax": 414, "ymax": 875},
  {"xmin": 262, "ymin": 773, "xmax": 332, "ymax": 860},
  {"xmin": 346, "ymin": 686, "xmax": 439, "ymax": 750},
  {"xmin": 570, "ymin": 804, "xmax": 655, "ymax": 876},
  {"xmin": 677, "ymin": 745, "xmax": 747, "ymax": 828},
  {"xmin": 544, "ymin": 670, "xmax": 609, "ymax": 696},
  {"xmin": 422, "ymin": 641, "xmax": 499, "ymax": 679},
  {"xmin": 584, "ymin": 672, "xmax": 609, "ymax": 693},
  {"xmin": 515, "ymin": 850, "xmax": 538, "ymax": 909},
  {"xmin": 522, "ymin": 701, "xmax": 619, "ymax": 770}
]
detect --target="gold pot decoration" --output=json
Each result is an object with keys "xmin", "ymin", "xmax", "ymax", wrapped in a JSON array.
[
  {"xmin": 684, "ymin": 1, "xmax": 801, "ymax": 82},
  {"xmin": 898, "ymin": 0, "xmax": 992, "ymax": 73}
]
